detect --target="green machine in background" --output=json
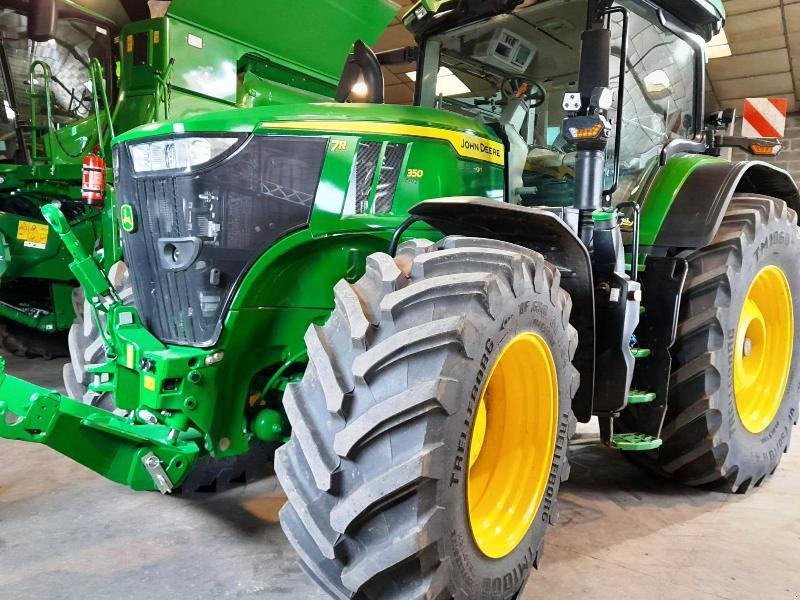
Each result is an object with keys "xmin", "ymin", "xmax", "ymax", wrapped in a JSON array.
[
  {"xmin": 3, "ymin": 0, "xmax": 800, "ymax": 598},
  {"xmin": 0, "ymin": 0, "xmax": 359, "ymax": 359}
]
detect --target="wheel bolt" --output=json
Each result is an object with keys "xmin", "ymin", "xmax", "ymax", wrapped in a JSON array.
[{"xmin": 743, "ymin": 337, "xmax": 753, "ymax": 357}]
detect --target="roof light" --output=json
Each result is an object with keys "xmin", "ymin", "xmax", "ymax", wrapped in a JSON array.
[{"xmin": 351, "ymin": 80, "xmax": 369, "ymax": 97}]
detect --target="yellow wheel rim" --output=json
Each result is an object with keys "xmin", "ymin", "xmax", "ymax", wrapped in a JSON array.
[
  {"xmin": 734, "ymin": 265, "xmax": 794, "ymax": 434},
  {"xmin": 467, "ymin": 332, "xmax": 558, "ymax": 559}
]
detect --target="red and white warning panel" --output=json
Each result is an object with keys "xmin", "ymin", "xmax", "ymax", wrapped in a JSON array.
[{"xmin": 742, "ymin": 97, "xmax": 788, "ymax": 139}]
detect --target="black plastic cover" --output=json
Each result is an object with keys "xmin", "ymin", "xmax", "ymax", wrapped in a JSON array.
[{"xmin": 117, "ymin": 134, "xmax": 327, "ymax": 346}]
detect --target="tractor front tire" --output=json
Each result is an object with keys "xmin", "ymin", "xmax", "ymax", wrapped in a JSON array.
[
  {"xmin": 63, "ymin": 261, "xmax": 132, "ymax": 411},
  {"xmin": 639, "ymin": 194, "xmax": 800, "ymax": 492},
  {"xmin": 277, "ymin": 237, "xmax": 578, "ymax": 599}
]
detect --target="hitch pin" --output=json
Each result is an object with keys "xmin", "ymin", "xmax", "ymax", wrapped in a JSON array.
[{"xmin": 142, "ymin": 452, "xmax": 174, "ymax": 494}]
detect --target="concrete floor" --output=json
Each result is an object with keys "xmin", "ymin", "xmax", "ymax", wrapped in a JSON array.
[{"xmin": 1, "ymin": 352, "xmax": 798, "ymax": 600}]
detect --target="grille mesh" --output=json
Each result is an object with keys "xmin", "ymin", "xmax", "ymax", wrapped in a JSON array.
[
  {"xmin": 354, "ymin": 141, "xmax": 382, "ymax": 214},
  {"xmin": 374, "ymin": 143, "xmax": 406, "ymax": 214}
]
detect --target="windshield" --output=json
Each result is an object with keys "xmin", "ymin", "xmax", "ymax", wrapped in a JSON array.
[
  {"xmin": 0, "ymin": 8, "xmax": 112, "ymax": 163},
  {"xmin": 419, "ymin": 0, "xmax": 698, "ymax": 207}
]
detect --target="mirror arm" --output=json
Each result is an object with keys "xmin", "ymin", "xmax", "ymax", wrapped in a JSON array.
[{"xmin": 660, "ymin": 138, "xmax": 709, "ymax": 165}]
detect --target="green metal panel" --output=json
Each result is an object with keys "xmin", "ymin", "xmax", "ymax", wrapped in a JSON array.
[
  {"xmin": 114, "ymin": 101, "xmax": 503, "ymax": 144},
  {"xmin": 639, "ymin": 154, "xmax": 726, "ymax": 247},
  {"xmin": 166, "ymin": 0, "xmax": 399, "ymax": 85}
]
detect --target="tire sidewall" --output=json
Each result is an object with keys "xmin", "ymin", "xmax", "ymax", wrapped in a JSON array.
[
  {"xmin": 439, "ymin": 284, "xmax": 572, "ymax": 599},
  {"xmin": 717, "ymin": 211, "xmax": 800, "ymax": 474}
]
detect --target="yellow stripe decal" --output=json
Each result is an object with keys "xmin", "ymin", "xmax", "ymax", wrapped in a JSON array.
[{"xmin": 261, "ymin": 120, "xmax": 505, "ymax": 166}]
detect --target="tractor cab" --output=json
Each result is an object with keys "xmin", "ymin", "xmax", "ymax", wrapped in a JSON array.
[{"xmin": 407, "ymin": 0, "xmax": 717, "ymax": 210}]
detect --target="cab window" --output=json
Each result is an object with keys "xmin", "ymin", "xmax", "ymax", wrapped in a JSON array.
[{"xmin": 416, "ymin": 0, "xmax": 699, "ymax": 207}]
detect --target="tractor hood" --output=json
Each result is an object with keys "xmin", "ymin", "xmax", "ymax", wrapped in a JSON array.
[
  {"xmin": 113, "ymin": 102, "xmax": 501, "ymax": 145},
  {"xmin": 166, "ymin": 0, "xmax": 400, "ymax": 85}
]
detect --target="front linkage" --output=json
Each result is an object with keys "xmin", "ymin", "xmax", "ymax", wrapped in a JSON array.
[{"xmin": 0, "ymin": 204, "xmax": 223, "ymax": 492}]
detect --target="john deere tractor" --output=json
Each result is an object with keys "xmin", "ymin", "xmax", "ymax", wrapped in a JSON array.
[{"xmin": 2, "ymin": 0, "xmax": 799, "ymax": 598}]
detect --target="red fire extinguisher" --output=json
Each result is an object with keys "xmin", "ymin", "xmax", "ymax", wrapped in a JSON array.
[{"xmin": 81, "ymin": 154, "xmax": 106, "ymax": 207}]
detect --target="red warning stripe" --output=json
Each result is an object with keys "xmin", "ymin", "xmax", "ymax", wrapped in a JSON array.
[
  {"xmin": 744, "ymin": 102, "xmax": 782, "ymax": 139},
  {"xmin": 769, "ymin": 97, "xmax": 787, "ymax": 113}
]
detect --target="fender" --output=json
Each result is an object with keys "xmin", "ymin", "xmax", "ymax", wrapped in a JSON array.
[
  {"xmin": 409, "ymin": 197, "xmax": 595, "ymax": 422},
  {"xmin": 642, "ymin": 157, "xmax": 800, "ymax": 250}
]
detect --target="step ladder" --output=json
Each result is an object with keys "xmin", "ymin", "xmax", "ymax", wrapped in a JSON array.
[{"xmin": 613, "ymin": 344, "xmax": 662, "ymax": 451}]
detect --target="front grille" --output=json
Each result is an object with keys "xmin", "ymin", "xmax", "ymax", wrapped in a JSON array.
[
  {"xmin": 354, "ymin": 141, "xmax": 382, "ymax": 214},
  {"xmin": 117, "ymin": 134, "xmax": 327, "ymax": 346},
  {"xmin": 374, "ymin": 143, "xmax": 406, "ymax": 214}
]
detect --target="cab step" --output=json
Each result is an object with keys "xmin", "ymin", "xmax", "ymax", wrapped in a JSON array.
[
  {"xmin": 630, "ymin": 347, "xmax": 651, "ymax": 359},
  {"xmin": 628, "ymin": 390, "xmax": 656, "ymax": 405},
  {"xmin": 611, "ymin": 433, "xmax": 662, "ymax": 451}
]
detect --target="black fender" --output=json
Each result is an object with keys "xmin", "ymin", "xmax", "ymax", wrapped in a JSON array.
[
  {"xmin": 654, "ymin": 160, "xmax": 800, "ymax": 250},
  {"xmin": 409, "ymin": 197, "xmax": 595, "ymax": 422}
]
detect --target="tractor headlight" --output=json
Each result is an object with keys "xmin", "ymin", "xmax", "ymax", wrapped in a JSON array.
[{"xmin": 129, "ymin": 136, "xmax": 241, "ymax": 173}]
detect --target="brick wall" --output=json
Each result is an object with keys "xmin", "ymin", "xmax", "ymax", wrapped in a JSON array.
[{"xmin": 731, "ymin": 113, "xmax": 800, "ymax": 184}]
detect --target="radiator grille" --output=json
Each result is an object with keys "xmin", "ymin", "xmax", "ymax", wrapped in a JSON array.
[
  {"xmin": 354, "ymin": 141, "xmax": 381, "ymax": 214},
  {"xmin": 117, "ymin": 135, "xmax": 327, "ymax": 346},
  {"xmin": 374, "ymin": 143, "xmax": 406, "ymax": 214}
]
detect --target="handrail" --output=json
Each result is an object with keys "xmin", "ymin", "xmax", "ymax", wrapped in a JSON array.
[
  {"xmin": 89, "ymin": 58, "xmax": 115, "ymax": 158},
  {"xmin": 28, "ymin": 60, "xmax": 54, "ymax": 161},
  {"xmin": 29, "ymin": 58, "xmax": 115, "ymax": 162},
  {"xmin": 151, "ymin": 58, "xmax": 175, "ymax": 122}
]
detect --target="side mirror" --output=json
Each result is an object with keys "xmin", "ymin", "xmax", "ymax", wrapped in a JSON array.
[
  {"xmin": 706, "ymin": 108, "xmax": 735, "ymax": 130},
  {"xmin": 28, "ymin": 0, "xmax": 58, "ymax": 42},
  {"xmin": 336, "ymin": 40, "xmax": 384, "ymax": 104}
]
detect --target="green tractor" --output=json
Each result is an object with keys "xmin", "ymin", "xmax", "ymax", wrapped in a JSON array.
[
  {"xmin": 2, "ymin": 0, "xmax": 800, "ymax": 597},
  {"xmin": 0, "ymin": 0, "xmax": 343, "ymax": 360}
]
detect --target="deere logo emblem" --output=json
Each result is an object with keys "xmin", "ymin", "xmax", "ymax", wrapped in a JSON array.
[{"xmin": 120, "ymin": 204, "xmax": 136, "ymax": 233}]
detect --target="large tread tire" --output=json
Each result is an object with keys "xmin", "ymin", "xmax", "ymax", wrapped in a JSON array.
[
  {"xmin": 0, "ymin": 319, "xmax": 68, "ymax": 360},
  {"xmin": 276, "ymin": 237, "xmax": 579, "ymax": 599},
  {"xmin": 627, "ymin": 194, "xmax": 800, "ymax": 492}
]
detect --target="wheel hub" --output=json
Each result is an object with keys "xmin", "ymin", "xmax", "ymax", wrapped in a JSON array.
[
  {"xmin": 466, "ymin": 332, "xmax": 558, "ymax": 559},
  {"xmin": 734, "ymin": 265, "xmax": 794, "ymax": 434}
]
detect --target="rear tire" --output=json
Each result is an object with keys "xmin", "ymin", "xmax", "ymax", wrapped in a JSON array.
[
  {"xmin": 627, "ymin": 194, "xmax": 800, "ymax": 492},
  {"xmin": 277, "ymin": 237, "xmax": 578, "ymax": 599}
]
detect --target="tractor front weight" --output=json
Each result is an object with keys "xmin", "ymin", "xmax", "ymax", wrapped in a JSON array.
[{"xmin": 0, "ymin": 204, "xmax": 267, "ymax": 493}]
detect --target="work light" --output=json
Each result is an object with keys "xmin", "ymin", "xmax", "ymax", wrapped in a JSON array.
[{"xmin": 128, "ymin": 136, "xmax": 241, "ymax": 173}]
